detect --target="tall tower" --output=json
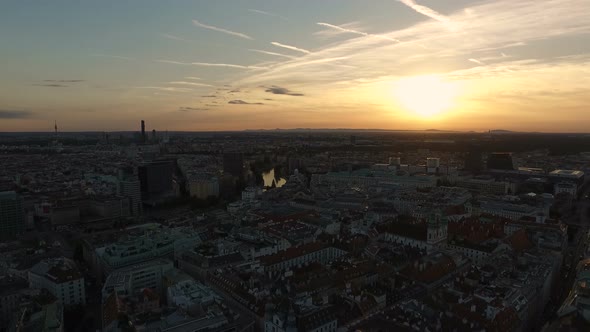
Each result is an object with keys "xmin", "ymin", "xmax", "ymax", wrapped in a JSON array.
[
  {"xmin": 0, "ymin": 191, "xmax": 25, "ymax": 240},
  {"xmin": 118, "ymin": 169, "xmax": 142, "ymax": 217},
  {"xmin": 141, "ymin": 120, "xmax": 146, "ymax": 143}
]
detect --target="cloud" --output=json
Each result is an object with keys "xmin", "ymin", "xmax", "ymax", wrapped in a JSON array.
[
  {"xmin": 249, "ymin": 49, "xmax": 296, "ymax": 59},
  {"xmin": 316, "ymin": 22, "xmax": 399, "ymax": 42},
  {"xmin": 160, "ymin": 33, "xmax": 188, "ymax": 41},
  {"xmin": 228, "ymin": 100, "xmax": 264, "ymax": 105},
  {"xmin": 468, "ymin": 58, "xmax": 484, "ymax": 65},
  {"xmin": 185, "ymin": 77, "xmax": 202, "ymax": 80},
  {"xmin": 202, "ymin": 95, "xmax": 217, "ymax": 98},
  {"xmin": 156, "ymin": 60, "xmax": 191, "ymax": 65},
  {"xmin": 43, "ymin": 79, "xmax": 85, "ymax": 83},
  {"xmin": 192, "ymin": 19, "xmax": 253, "ymax": 40},
  {"xmin": 135, "ymin": 86, "xmax": 193, "ymax": 92},
  {"xmin": 239, "ymin": 0, "xmax": 590, "ymax": 88},
  {"xmin": 0, "ymin": 109, "xmax": 33, "ymax": 119},
  {"xmin": 168, "ymin": 81, "xmax": 215, "ymax": 88},
  {"xmin": 91, "ymin": 54, "xmax": 135, "ymax": 61},
  {"xmin": 265, "ymin": 86, "xmax": 304, "ymax": 96},
  {"xmin": 157, "ymin": 59, "xmax": 266, "ymax": 70},
  {"xmin": 32, "ymin": 84, "xmax": 68, "ymax": 88},
  {"xmin": 397, "ymin": 0, "xmax": 450, "ymax": 24},
  {"xmin": 191, "ymin": 62, "xmax": 266, "ymax": 70},
  {"xmin": 179, "ymin": 107, "xmax": 209, "ymax": 112},
  {"xmin": 248, "ymin": 9, "xmax": 288, "ymax": 20},
  {"xmin": 271, "ymin": 42, "xmax": 311, "ymax": 54}
]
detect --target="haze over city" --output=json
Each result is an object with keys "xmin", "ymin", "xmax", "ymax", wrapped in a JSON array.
[{"xmin": 1, "ymin": 0, "xmax": 589, "ymax": 132}]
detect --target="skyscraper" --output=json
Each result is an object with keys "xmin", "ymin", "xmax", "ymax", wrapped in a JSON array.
[
  {"xmin": 0, "ymin": 191, "xmax": 25, "ymax": 240},
  {"xmin": 141, "ymin": 120, "xmax": 146, "ymax": 143},
  {"xmin": 138, "ymin": 161, "xmax": 174, "ymax": 200},
  {"xmin": 118, "ymin": 169, "xmax": 142, "ymax": 217}
]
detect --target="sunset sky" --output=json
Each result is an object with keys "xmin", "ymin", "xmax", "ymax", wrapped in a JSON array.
[{"xmin": 1, "ymin": 0, "xmax": 589, "ymax": 132}]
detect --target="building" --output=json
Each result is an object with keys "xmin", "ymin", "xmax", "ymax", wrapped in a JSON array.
[
  {"xmin": 28, "ymin": 258, "xmax": 86, "ymax": 307},
  {"xmin": 0, "ymin": 191, "xmax": 25, "ymax": 240},
  {"xmin": 9, "ymin": 299, "xmax": 64, "ymax": 332},
  {"xmin": 427, "ymin": 157, "xmax": 440, "ymax": 173},
  {"xmin": 96, "ymin": 227, "xmax": 200, "ymax": 275},
  {"xmin": 166, "ymin": 279, "xmax": 220, "ymax": 310},
  {"xmin": 138, "ymin": 160, "xmax": 174, "ymax": 200},
  {"xmin": 101, "ymin": 259, "xmax": 174, "ymax": 300},
  {"xmin": 223, "ymin": 152, "xmax": 244, "ymax": 178},
  {"xmin": 241, "ymin": 186, "xmax": 262, "ymax": 202},
  {"xmin": 555, "ymin": 182, "xmax": 577, "ymax": 197},
  {"xmin": 0, "ymin": 275, "xmax": 30, "ymax": 327},
  {"xmin": 549, "ymin": 169, "xmax": 585, "ymax": 187},
  {"xmin": 188, "ymin": 176, "xmax": 220, "ymax": 200},
  {"xmin": 380, "ymin": 213, "xmax": 449, "ymax": 251},
  {"xmin": 260, "ymin": 242, "xmax": 347, "ymax": 273},
  {"xmin": 487, "ymin": 153, "xmax": 515, "ymax": 170},
  {"xmin": 119, "ymin": 170, "xmax": 142, "ymax": 217},
  {"xmin": 141, "ymin": 120, "xmax": 146, "ymax": 143},
  {"xmin": 455, "ymin": 176, "xmax": 510, "ymax": 195}
]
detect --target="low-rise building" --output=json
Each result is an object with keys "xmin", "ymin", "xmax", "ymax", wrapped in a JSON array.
[{"xmin": 28, "ymin": 258, "xmax": 85, "ymax": 307}]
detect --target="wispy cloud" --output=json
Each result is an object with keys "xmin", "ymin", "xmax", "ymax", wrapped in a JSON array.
[
  {"xmin": 271, "ymin": 42, "xmax": 311, "ymax": 54},
  {"xmin": 44, "ymin": 79, "xmax": 85, "ymax": 83},
  {"xmin": 316, "ymin": 22, "xmax": 399, "ymax": 42},
  {"xmin": 179, "ymin": 107, "xmax": 209, "ymax": 112},
  {"xmin": 91, "ymin": 54, "xmax": 135, "ymax": 61},
  {"xmin": 33, "ymin": 84, "xmax": 68, "ymax": 88},
  {"xmin": 192, "ymin": 19, "xmax": 253, "ymax": 40},
  {"xmin": 228, "ymin": 100, "xmax": 264, "ymax": 105},
  {"xmin": 160, "ymin": 33, "xmax": 188, "ymax": 41},
  {"xmin": 168, "ymin": 81, "xmax": 215, "ymax": 88},
  {"xmin": 265, "ymin": 86, "xmax": 304, "ymax": 96},
  {"xmin": 240, "ymin": 0, "xmax": 590, "ymax": 98},
  {"xmin": 157, "ymin": 59, "xmax": 265, "ymax": 70},
  {"xmin": 397, "ymin": 0, "xmax": 450, "ymax": 23},
  {"xmin": 249, "ymin": 49, "xmax": 296, "ymax": 59},
  {"xmin": 156, "ymin": 60, "xmax": 190, "ymax": 65},
  {"xmin": 185, "ymin": 77, "xmax": 202, "ymax": 80},
  {"xmin": 248, "ymin": 9, "xmax": 288, "ymax": 20},
  {"xmin": 135, "ymin": 86, "xmax": 194, "ymax": 92},
  {"xmin": 191, "ymin": 62, "xmax": 266, "ymax": 70},
  {"xmin": 468, "ymin": 58, "xmax": 484, "ymax": 65},
  {"xmin": 0, "ymin": 109, "xmax": 33, "ymax": 119}
]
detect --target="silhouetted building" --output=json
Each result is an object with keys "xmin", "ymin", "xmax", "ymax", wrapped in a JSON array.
[
  {"xmin": 141, "ymin": 120, "xmax": 146, "ymax": 143},
  {"xmin": 465, "ymin": 150, "xmax": 484, "ymax": 173},
  {"xmin": 350, "ymin": 135, "xmax": 356, "ymax": 145},
  {"xmin": 0, "ymin": 191, "xmax": 25, "ymax": 240},
  {"xmin": 152, "ymin": 129, "xmax": 157, "ymax": 142},
  {"xmin": 223, "ymin": 152, "xmax": 244, "ymax": 178},
  {"xmin": 487, "ymin": 152, "xmax": 515, "ymax": 170},
  {"xmin": 118, "ymin": 168, "xmax": 142, "ymax": 217},
  {"xmin": 138, "ymin": 161, "xmax": 174, "ymax": 200}
]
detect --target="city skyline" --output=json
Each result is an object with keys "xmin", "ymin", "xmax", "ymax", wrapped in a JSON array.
[{"xmin": 1, "ymin": 0, "xmax": 589, "ymax": 132}]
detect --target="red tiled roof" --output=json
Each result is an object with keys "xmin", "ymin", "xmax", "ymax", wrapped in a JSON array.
[
  {"xmin": 260, "ymin": 242, "xmax": 327, "ymax": 266},
  {"xmin": 505, "ymin": 229, "xmax": 534, "ymax": 252}
]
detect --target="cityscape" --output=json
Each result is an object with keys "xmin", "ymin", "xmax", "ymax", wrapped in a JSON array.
[{"xmin": 1, "ymin": 1, "xmax": 590, "ymax": 332}]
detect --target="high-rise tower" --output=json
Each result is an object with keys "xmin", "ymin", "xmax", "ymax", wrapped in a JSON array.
[{"xmin": 141, "ymin": 120, "xmax": 146, "ymax": 143}]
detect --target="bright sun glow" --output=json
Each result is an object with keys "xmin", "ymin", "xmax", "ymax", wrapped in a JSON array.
[{"xmin": 394, "ymin": 75, "xmax": 458, "ymax": 118}]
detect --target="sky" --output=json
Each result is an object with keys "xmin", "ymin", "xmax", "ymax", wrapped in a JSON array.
[{"xmin": 0, "ymin": 0, "xmax": 589, "ymax": 132}]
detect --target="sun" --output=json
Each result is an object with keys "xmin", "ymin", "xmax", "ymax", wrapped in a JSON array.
[{"xmin": 394, "ymin": 75, "xmax": 458, "ymax": 118}]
